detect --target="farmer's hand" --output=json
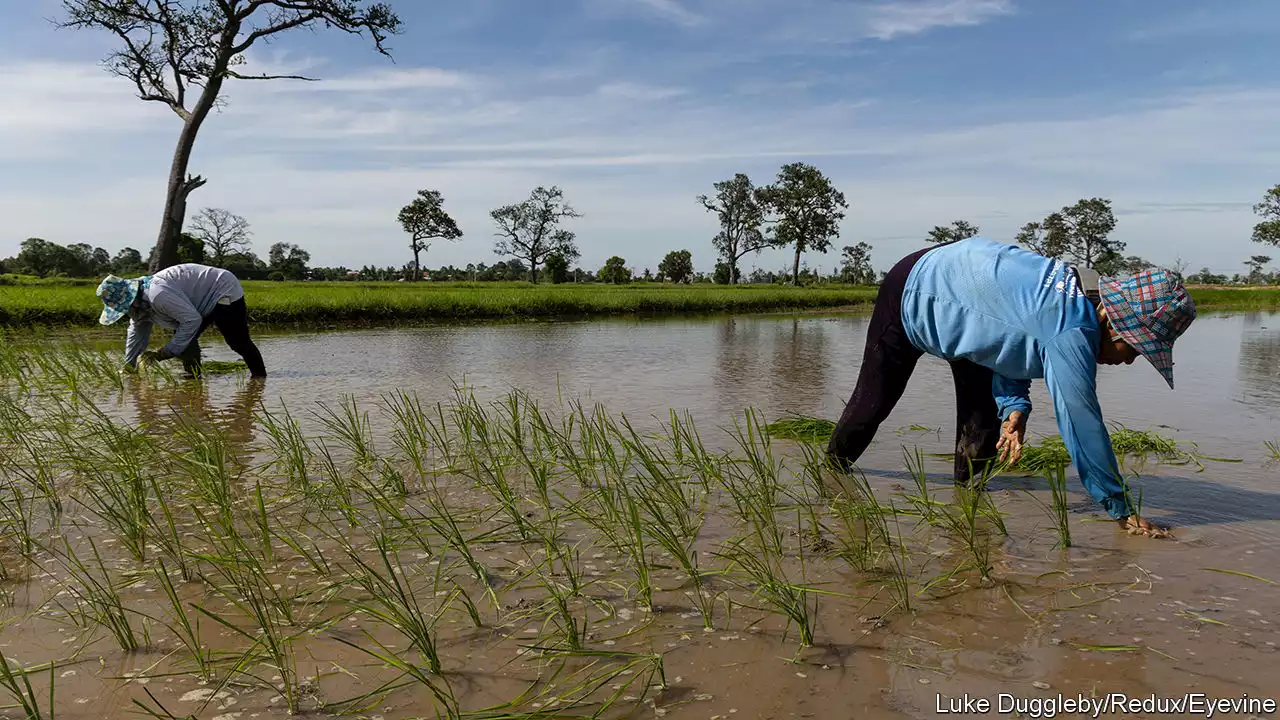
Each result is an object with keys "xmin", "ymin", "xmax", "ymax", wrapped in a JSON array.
[
  {"xmin": 1118, "ymin": 515, "xmax": 1172, "ymax": 539},
  {"xmin": 997, "ymin": 410, "xmax": 1027, "ymax": 465}
]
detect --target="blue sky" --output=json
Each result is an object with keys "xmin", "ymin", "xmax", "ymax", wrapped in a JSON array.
[{"xmin": 1, "ymin": 0, "xmax": 1278, "ymax": 276}]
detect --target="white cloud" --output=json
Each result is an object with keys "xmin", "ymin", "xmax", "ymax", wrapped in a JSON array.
[
  {"xmin": 863, "ymin": 0, "xmax": 1015, "ymax": 40},
  {"xmin": 630, "ymin": 0, "xmax": 706, "ymax": 27}
]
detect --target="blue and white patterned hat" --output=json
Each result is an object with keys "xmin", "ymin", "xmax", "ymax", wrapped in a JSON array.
[{"xmin": 95, "ymin": 275, "xmax": 149, "ymax": 326}]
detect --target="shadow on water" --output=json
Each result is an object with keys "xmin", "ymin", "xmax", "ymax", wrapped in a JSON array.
[{"xmin": 864, "ymin": 464, "xmax": 1280, "ymax": 531}]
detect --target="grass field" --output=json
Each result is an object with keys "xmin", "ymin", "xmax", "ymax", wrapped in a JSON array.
[
  {"xmin": 0, "ymin": 279, "xmax": 1277, "ymax": 328},
  {"xmin": 0, "ymin": 280, "xmax": 882, "ymax": 327}
]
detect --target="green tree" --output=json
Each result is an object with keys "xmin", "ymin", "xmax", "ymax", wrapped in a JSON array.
[
  {"xmin": 544, "ymin": 252, "xmax": 570, "ymax": 284},
  {"xmin": 268, "ymin": 242, "xmax": 310, "ymax": 281},
  {"xmin": 1094, "ymin": 253, "xmax": 1152, "ymax": 277},
  {"xmin": 756, "ymin": 162, "xmax": 849, "ymax": 286},
  {"xmin": 927, "ymin": 220, "xmax": 980, "ymax": 245},
  {"xmin": 111, "ymin": 246, "xmax": 146, "ymax": 275},
  {"xmin": 176, "ymin": 233, "xmax": 205, "ymax": 264},
  {"xmin": 491, "ymin": 186, "xmax": 581, "ymax": 283},
  {"xmin": 712, "ymin": 261, "xmax": 733, "ymax": 285},
  {"xmin": 397, "ymin": 189, "xmax": 463, "ymax": 280},
  {"xmin": 61, "ymin": 0, "xmax": 402, "ymax": 273},
  {"xmin": 1187, "ymin": 267, "xmax": 1227, "ymax": 285},
  {"xmin": 1246, "ymin": 255, "xmax": 1272, "ymax": 284},
  {"xmin": 188, "ymin": 207, "xmax": 252, "ymax": 267},
  {"xmin": 598, "ymin": 256, "xmax": 631, "ymax": 284},
  {"xmin": 657, "ymin": 249, "xmax": 693, "ymax": 283},
  {"xmin": 839, "ymin": 242, "xmax": 876, "ymax": 284},
  {"xmin": 698, "ymin": 173, "xmax": 768, "ymax": 285},
  {"xmin": 15, "ymin": 238, "xmax": 61, "ymax": 277},
  {"xmin": 1252, "ymin": 184, "xmax": 1280, "ymax": 247},
  {"xmin": 1016, "ymin": 198, "xmax": 1120, "ymax": 269}
]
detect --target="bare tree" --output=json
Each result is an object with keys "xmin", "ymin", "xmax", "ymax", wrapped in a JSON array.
[
  {"xmin": 188, "ymin": 207, "xmax": 252, "ymax": 266},
  {"xmin": 397, "ymin": 189, "xmax": 463, "ymax": 280},
  {"xmin": 491, "ymin": 186, "xmax": 582, "ymax": 283},
  {"xmin": 60, "ymin": 0, "xmax": 402, "ymax": 272}
]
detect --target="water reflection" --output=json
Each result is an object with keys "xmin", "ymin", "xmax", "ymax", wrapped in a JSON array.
[
  {"xmin": 1237, "ymin": 312, "xmax": 1280, "ymax": 416},
  {"xmin": 129, "ymin": 377, "xmax": 265, "ymax": 456},
  {"xmin": 768, "ymin": 318, "xmax": 830, "ymax": 413}
]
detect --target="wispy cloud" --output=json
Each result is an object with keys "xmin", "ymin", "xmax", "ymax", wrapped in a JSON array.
[
  {"xmin": 863, "ymin": 0, "xmax": 1015, "ymax": 40},
  {"xmin": 630, "ymin": 0, "xmax": 706, "ymax": 26}
]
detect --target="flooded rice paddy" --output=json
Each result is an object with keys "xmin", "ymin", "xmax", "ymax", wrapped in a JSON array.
[{"xmin": 0, "ymin": 310, "xmax": 1278, "ymax": 719}]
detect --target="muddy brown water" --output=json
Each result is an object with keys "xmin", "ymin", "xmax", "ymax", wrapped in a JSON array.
[{"xmin": 4, "ymin": 310, "xmax": 1280, "ymax": 719}]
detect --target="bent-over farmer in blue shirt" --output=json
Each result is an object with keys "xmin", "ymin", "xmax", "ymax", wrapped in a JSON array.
[
  {"xmin": 95, "ymin": 263, "xmax": 267, "ymax": 378},
  {"xmin": 826, "ymin": 237, "xmax": 1196, "ymax": 538}
]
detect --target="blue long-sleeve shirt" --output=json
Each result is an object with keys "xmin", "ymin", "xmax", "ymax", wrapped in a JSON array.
[
  {"xmin": 900, "ymin": 238, "xmax": 1132, "ymax": 519},
  {"xmin": 124, "ymin": 264, "xmax": 245, "ymax": 366}
]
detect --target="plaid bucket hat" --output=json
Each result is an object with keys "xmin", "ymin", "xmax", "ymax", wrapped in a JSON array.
[
  {"xmin": 95, "ymin": 275, "xmax": 150, "ymax": 326},
  {"xmin": 1097, "ymin": 268, "xmax": 1196, "ymax": 389}
]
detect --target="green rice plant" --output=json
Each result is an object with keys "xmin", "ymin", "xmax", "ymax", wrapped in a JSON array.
[
  {"xmin": 0, "ymin": 475, "xmax": 40, "ymax": 560},
  {"xmin": 633, "ymin": 478, "xmax": 716, "ymax": 629},
  {"xmin": 901, "ymin": 446, "xmax": 943, "ymax": 525},
  {"xmin": 721, "ymin": 410, "xmax": 785, "ymax": 554},
  {"xmin": 382, "ymin": 390, "xmax": 435, "ymax": 485},
  {"xmin": 1265, "ymin": 440, "xmax": 1280, "ymax": 461},
  {"xmin": 882, "ymin": 501, "xmax": 914, "ymax": 614},
  {"xmin": 1022, "ymin": 465, "xmax": 1072, "ymax": 548},
  {"xmin": 170, "ymin": 416, "xmax": 235, "ymax": 532},
  {"xmin": 315, "ymin": 394, "xmax": 375, "ymax": 465},
  {"xmin": 491, "ymin": 648, "xmax": 666, "ymax": 719},
  {"xmin": 328, "ymin": 633, "xmax": 460, "ymax": 719},
  {"xmin": 619, "ymin": 486, "xmax": 655, "ymax": 612},
  {"xmin": 152, "ymin": 559, "xmax": 214, "ymax": 682},
  {"xmin": 829, "ymin": 470, "xmax": 892, "ymax": 573},
  {"xmin": 530, "ymin": 550, "xmax": 589, "ymax": 652},
  {"xmin": 256, "ymin": 401, "xmax": 312, "ymax": 491},
  {"xmin": 763, "ymin": 414, "xmax": 835, "ymax": 444},
  {"xmin": 50, "ymin": 536, "xmax": 141, "ymax": 652},
  {"xmin": 420, "ymin": 490, "xmax": 499, "ymax": 610},
  {"xmin": 313, "ymin": 441, "xmax": 361, "ymax": 528},
  {"xmin": 716, "ymin": 532, "xmax": 820, "ymax": 648},
  {"xmin": 341, "ymin": 527, "xmax": 448, "ymax": 674},
  {"xmin": 147, "ymin": 476, "xmax": 193, "ymax": 582},
  {"xmin": 0, "ymin": 650, "xmax": 53, "ymax": 720},
  {"xmin": 934, "ymin": 482, "xmax": 997, "ymax": 582}
]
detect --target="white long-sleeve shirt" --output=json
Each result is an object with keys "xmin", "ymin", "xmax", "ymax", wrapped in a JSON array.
[{"xmin": 124, "ymin": 264, "xmax": 245, "ymax": 365}]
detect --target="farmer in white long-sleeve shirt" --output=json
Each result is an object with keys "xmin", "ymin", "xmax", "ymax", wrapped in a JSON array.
[{"xmin": 95, "ymin": 263, "xmax": 267, "ymax": 378}]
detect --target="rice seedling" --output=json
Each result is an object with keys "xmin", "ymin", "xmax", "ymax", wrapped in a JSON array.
[
  {"xmin": 49, "ymin": 536, "xmax": 141, "ymax": 652},
  {"xmin": 763, "ymin": 414, "xmax": 835, "ymax": 444},
  {"xmin": 933, "ymin": 482, "xmax": 998, "ymax": 583},
  {"xmin": 1022, "ymin": 465, "xmax": 1072, "ymax": 548},
  {"xmin": 315, "ymin": 394, "xmax": 376, "ymax": 465},
  {"xmin": 715, "ymin": 531, "xmax": 821, "ymax": 648},
  {"xmin": 632, "ymin": 479, "xmax": 716, "ymax": 629},
  {"xmin": 340, "ymin": 527, "xmax": 449, "ymax": 674},
  {"xmin": 256, "ymin": 401, "xmax": 312, "ymax": 491},
  {"xmin": 901, "ymin": 446, "xmax": 942, "ymax": 525},
  {"xmin": 0, "ymin": 650, "xmax": 53, "ymax": 720},
  {"xmin": 882, "ymin": 502, "xmax": 915, "ymax": 614},
  {"xmin": 152, "ymin": 559, "xmax": 215, "ymax": 682},
  {"xmin": 1265, "ymin": 440, "xmax": 1280, "ymax": 461}
]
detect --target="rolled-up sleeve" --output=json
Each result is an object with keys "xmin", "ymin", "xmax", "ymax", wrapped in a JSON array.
[
  {"xmin": 1041, "ymin": 328, "xmax": 1132, "ymax": 519},
  {"xmin": 151, "ymin": 289, "xmax": 205, "ymax": 357},
  {"xmin": 992, "ymin": 374, "xmax": 1032, "ymax": 421}
]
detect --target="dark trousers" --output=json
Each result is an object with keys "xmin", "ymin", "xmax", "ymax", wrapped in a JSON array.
[
  {"xmin": 826, "ymin": 247, "xmax": 1000, "ymax": 484},
  {"xmin": 177, "ymin": 298, "xmax": 267, "ymax": 377}
]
